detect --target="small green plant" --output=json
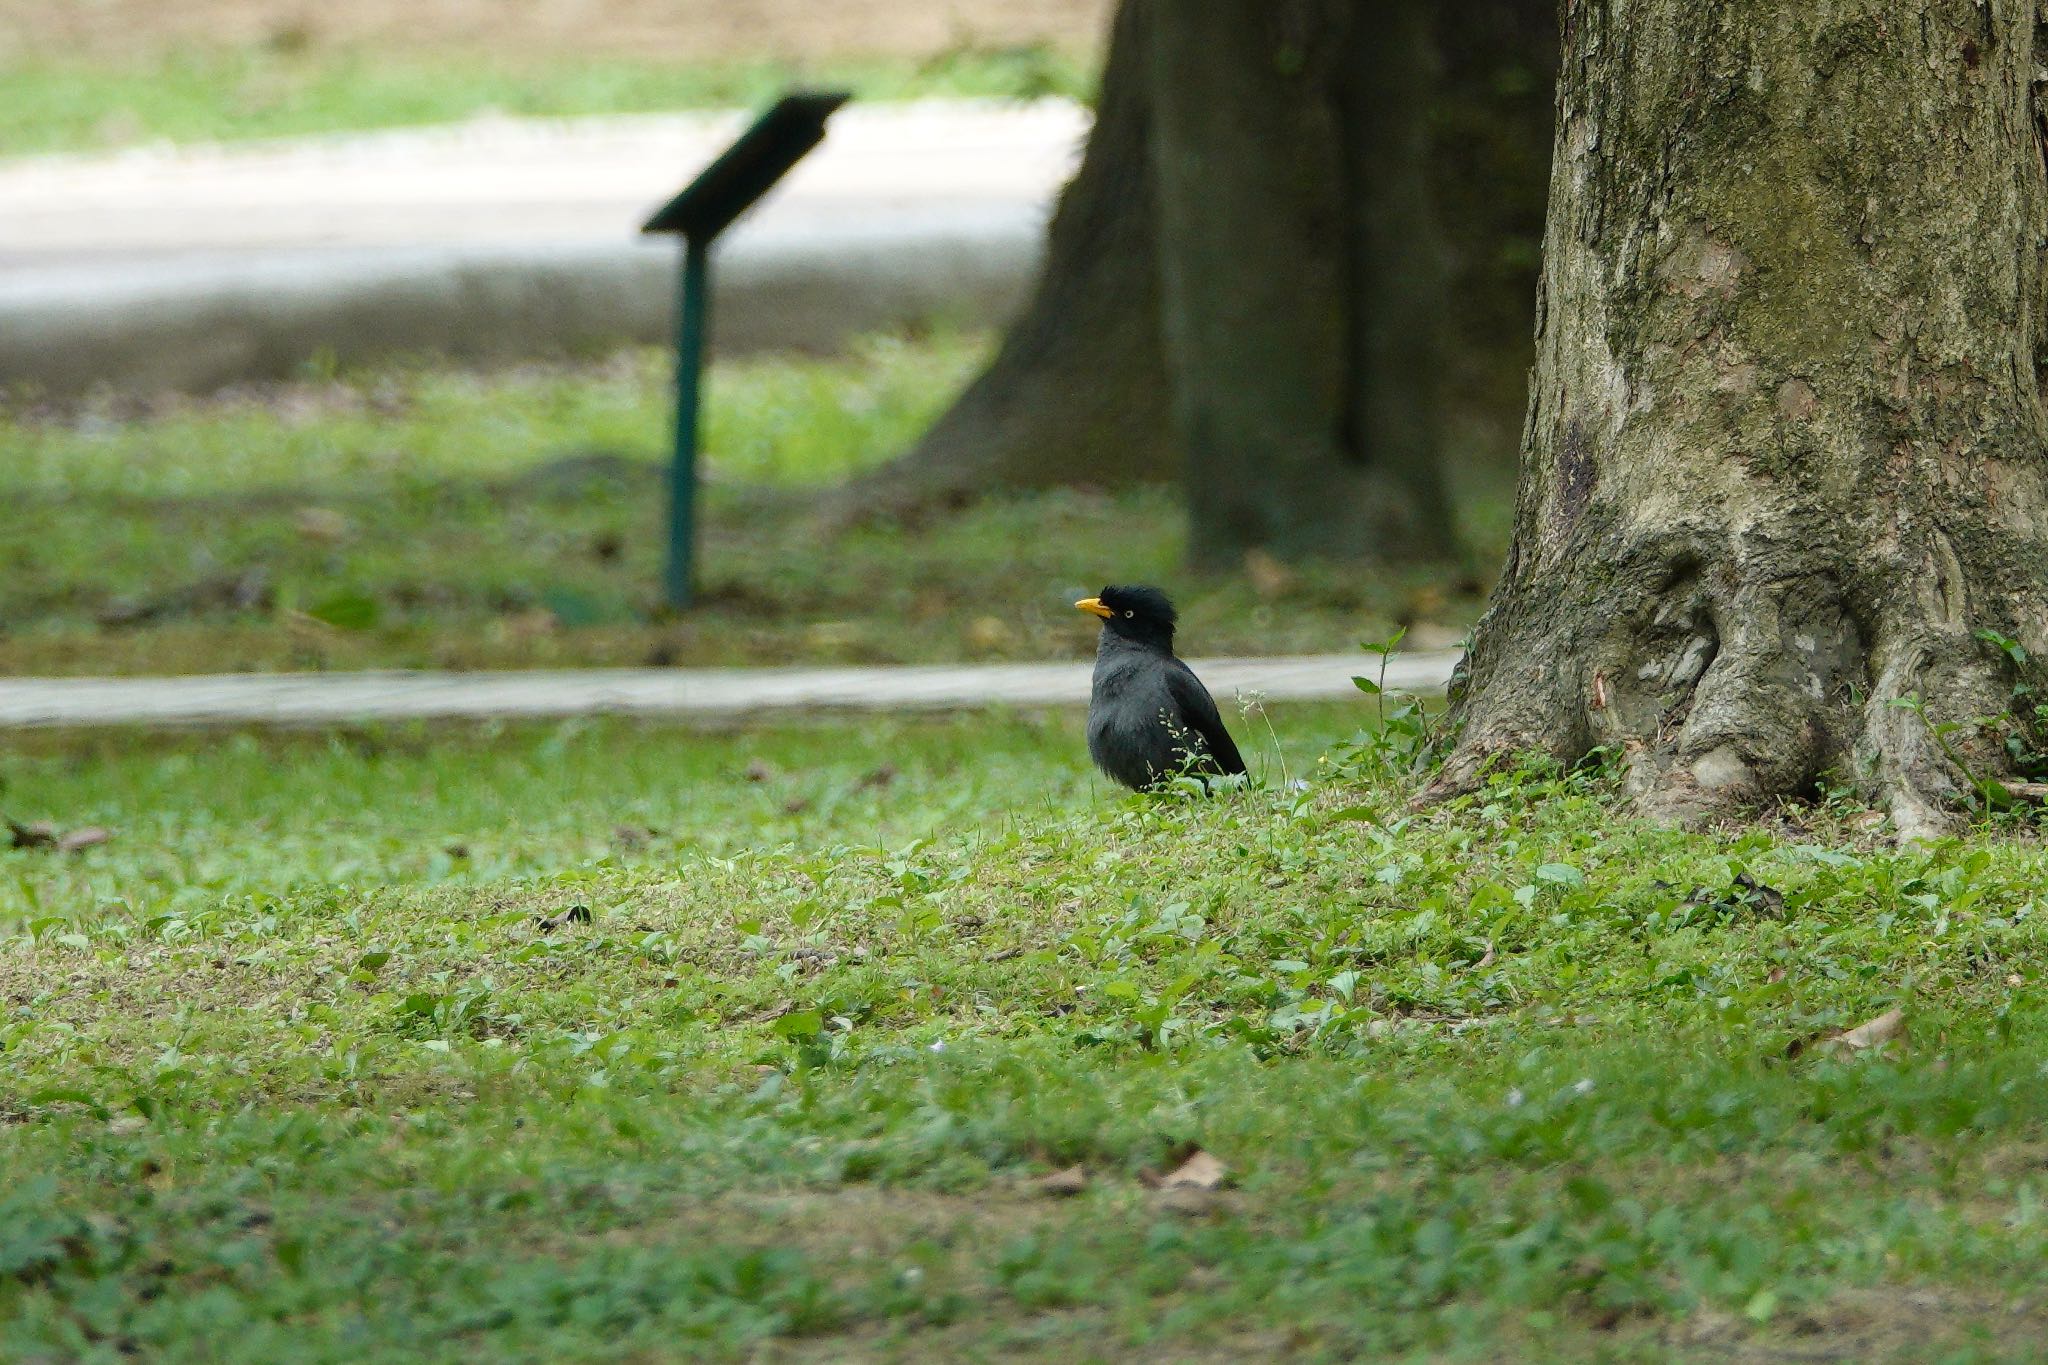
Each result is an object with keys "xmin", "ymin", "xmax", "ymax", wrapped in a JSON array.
[
  {"xmin": 1974, "ymin": 627, "xmax": 2048, "ymax": 787},
  {"xmin": 1889, "ymin": 629, "xmax": 2048, "ymax": 821},
  {"xmin": 1235, "ymin": 689, "xmax": 1292, "ymax": 788},
  {"xmin": 1149, "ymin": 710, "xmax": 1249, "ymax": 798},
  {"xmin": 1334, "ymin": 629, "xmax": 1435, "ymax": 779}
]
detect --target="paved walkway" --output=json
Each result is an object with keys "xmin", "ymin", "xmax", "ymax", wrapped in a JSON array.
[
  {"xmin": 0, "ymin": 100, "xmax": 1084, "ymax": 269},
  {"xmin": 0, "ymin": 652, "xmax": 1458, "ymax": 729},
  {"xmin": 0, "ymin": 100, "xmax": 1083, "ymax": 395}
]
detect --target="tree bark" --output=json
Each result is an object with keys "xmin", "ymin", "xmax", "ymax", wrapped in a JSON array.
[
  {"xmin": 1431, "ymin": 0, "xmax": 2048, "ymax": 839},
  {"xmin": 835, "ymin": 0, "xmax": 1174, "ymax": 516},
  {"xmin": 847, "ymin": 0, "xmax": 1460, "ymax": 566}
]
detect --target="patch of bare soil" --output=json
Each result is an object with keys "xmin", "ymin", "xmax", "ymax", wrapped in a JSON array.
[
  {"xmin": 1667, "ymin": 1285, "xmax": 2048, "ymax": 1363},
  {"xmin": 0, "ymin": 0, "xmax": 1112, "ymax": 64}
]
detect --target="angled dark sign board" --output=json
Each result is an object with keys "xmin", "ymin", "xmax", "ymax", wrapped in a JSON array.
[
  {"xmin": 644, "ymin": 91, "xmax": 851, "ymax": 240},
  {"xmin": 642, "ymin": 91, "xmax": 851, "ymax": 607}
]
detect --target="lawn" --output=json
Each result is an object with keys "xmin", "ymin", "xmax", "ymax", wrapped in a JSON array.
[
  {"xmin": 3, "ymin": 703, "xmax": 2048, "ymax": 1359},
  {"xmin": 0, "ymin": 336, "xmax": 1499, "ymax": 678},
  {"xmin": 0, "ymin": 46, "xmax": 1094, "ymax": 157}
]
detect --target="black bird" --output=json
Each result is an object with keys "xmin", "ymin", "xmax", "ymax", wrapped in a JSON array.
[{"xmin": 1076, "ymin": 585, "xmax": 1247, "ymax": 790}]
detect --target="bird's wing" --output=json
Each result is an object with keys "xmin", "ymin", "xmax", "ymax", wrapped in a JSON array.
[{"xmin": 1165, "ymin": 659, "xmax": 1247, "ymax": 775}]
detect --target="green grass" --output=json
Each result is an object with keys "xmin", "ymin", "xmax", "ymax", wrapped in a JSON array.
[
  {"xmin": 0, "ymin": 46, "xmax": 1093, "ymax": 156},
  {"xmin": 3, "ymin": 706, "xmax": 2048, "ymax": 1358},
  {"xmin": 0, "ymin": 336, "xmax": 1496, "ymax": 677},
  {"xmin": 8, "ymin": 338, "xmax": 968, "ymax": 498}
]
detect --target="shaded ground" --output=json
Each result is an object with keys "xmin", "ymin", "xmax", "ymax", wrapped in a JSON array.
[{"xmin": 0, "ymin": 338, "xmax": 1499, "ymax": 677}]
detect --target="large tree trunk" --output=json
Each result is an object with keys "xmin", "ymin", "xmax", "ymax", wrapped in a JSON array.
[
  {"xmin": 1432, "ymin": 0, "xmax": 2048, "ymax": 839},
  {"xmin": 834, "ymin": 0, "xmax": 1174, "ymax": 516},
  {"xmin": 847, "ymin": 0, "xmax": 1459, "ymax": 565}
]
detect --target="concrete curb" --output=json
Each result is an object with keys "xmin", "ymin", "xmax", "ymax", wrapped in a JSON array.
[
  {"xmin": 0, "ymin": 208, "xmax": 1044, "ymax": 397},
  {"xmin": 0, "ymin": 652, "xmax": 1457, "ymax": 729}
]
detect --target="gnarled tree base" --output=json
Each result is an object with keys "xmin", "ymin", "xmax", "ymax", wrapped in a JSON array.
[
  {"xmin": 1427, "ymin": 0, "xmax": 2048, "ymax": 838},
  {"xmin": 1426, "ymin": 518, "xmax": 2045, "ymax": 842}
]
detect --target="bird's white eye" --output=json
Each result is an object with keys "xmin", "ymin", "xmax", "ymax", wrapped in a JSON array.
[{"xmin": 1124, "ymin": 610, "xmax": 1134, "ymax": 618}]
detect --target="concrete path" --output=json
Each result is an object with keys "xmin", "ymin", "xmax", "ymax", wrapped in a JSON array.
[
  {"xmin": 0, "ymin": 101, "xmax": 1082, "ymax": 395},
  {"xmin": 0, "ymin": 100, "xmax": 1084, "ymax": 264},
  {"xmin": 0, "ymin": 652, "xmax": 1458, "ymax": 729}
]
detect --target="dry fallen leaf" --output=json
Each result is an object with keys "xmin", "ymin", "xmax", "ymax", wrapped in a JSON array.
[
  {"xmin": 1820, "ymin": 1007, "xmax": 1905, "ymax": 1056},
  {"xmin": 56, "ymin": 826, "xmax": 113, "ymax": 853},
  {"xmin": 1146, "ymin": 1150, "xmax": 1232, "ymax": 1216},
  {"xmin": 1155, "ymin": 1149, "xmax": 1228, "ymax": 1192},
  {"xmin": 1033, "ymin": 1165, "xmax": 1089, "ymax": 1197}
]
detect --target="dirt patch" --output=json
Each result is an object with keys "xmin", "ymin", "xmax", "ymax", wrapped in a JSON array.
[
  {"xmin": 1670, "ymin": 1284, "xmax": 2048, "ymax": 1362},
  {"xmin": 0, "ymin": 0, "xmax": 1113, "ymax": 65}
]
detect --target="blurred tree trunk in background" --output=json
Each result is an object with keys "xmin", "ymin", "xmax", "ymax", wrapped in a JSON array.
[
  {"xmin": 845, "ymin": 0, "xmax": 1557, "ymax": 566},
  {"xmin": 1150, "ymin": 0, "xmax": 1453, "ymax": 564},
  {"xmin": 1433, "ymin": 0, "xmax": 1562, "ymax": 484},
  {"xmin": 839, "ymin": 0, "xmax": 1173, "ymax": 514}
]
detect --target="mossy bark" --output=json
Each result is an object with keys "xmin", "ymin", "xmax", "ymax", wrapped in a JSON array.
[{"xmin": 1432, "ymin": 0, "xmax": 2048, "ymax": 837}]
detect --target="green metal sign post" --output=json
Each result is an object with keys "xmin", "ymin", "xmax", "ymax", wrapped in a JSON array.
[
  {"xmin": 642, "ymin": 90, "xmax": 850, "ymax": 608},
  {"xmin": 664, "ymin": 238, "xmax": 710, "ymax": 609}
]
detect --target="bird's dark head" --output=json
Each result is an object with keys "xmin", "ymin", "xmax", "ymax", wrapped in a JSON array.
[{"xmin": 1075, "ymin": 584, "xmax": 1178, "ymax": 650}]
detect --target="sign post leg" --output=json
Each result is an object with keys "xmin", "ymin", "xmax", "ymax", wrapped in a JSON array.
[{"xmin": 665, "ymin": 236, "xmax": 710, "ymax": 609}]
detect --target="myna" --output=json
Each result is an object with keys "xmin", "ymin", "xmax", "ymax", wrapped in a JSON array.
[{"xmin": 1076, "ymin": 585, "xmax": 1246, "ymax": 790}]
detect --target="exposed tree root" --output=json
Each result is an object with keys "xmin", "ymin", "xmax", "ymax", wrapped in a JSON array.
[{"xmin": 1421, "ymin": 530, "xmax": 2045, "ymax": 844}]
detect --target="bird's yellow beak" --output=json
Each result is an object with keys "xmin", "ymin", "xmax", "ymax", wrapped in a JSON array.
[{"xmin": 1075, "ymin": 597, "xmax": 1113, "ymax": 620}]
